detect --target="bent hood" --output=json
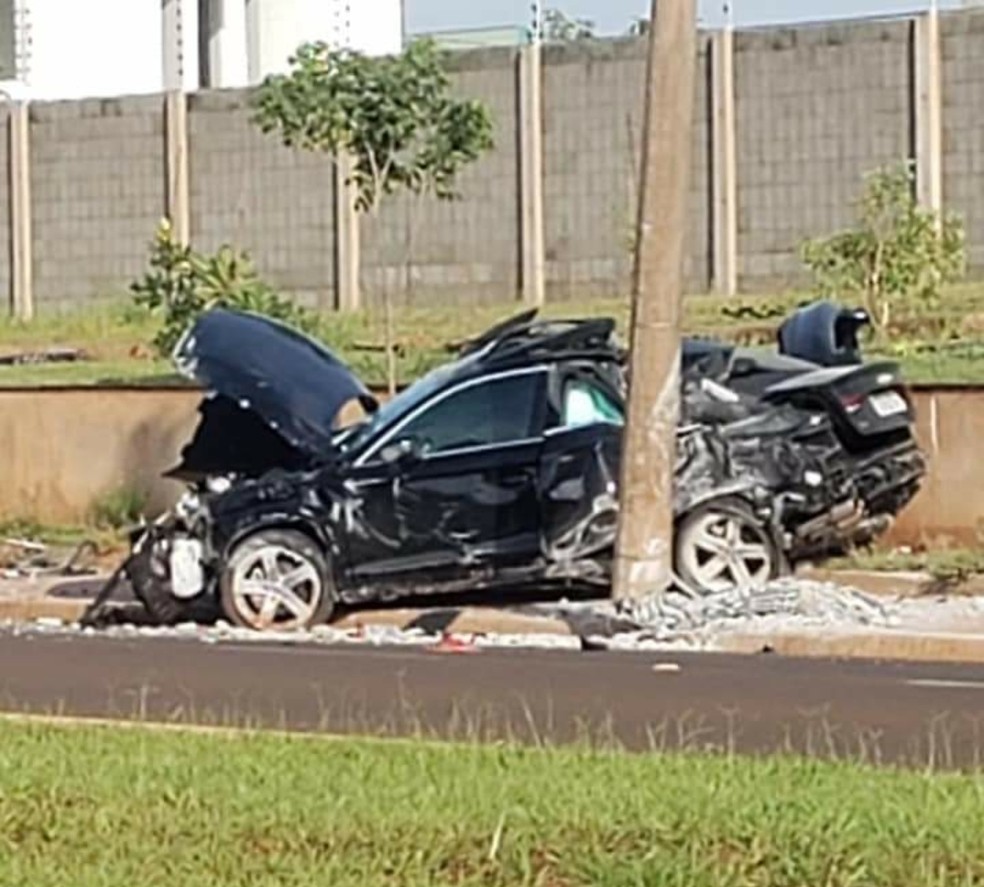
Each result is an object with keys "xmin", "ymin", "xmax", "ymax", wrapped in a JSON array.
[{"xmin": 173, "ymin": 308, "xmax": 378, "ymax": 460}]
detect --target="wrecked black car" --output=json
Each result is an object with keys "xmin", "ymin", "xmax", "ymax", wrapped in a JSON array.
[{"xmin": 95, "ymin": 304, "xmax": 925, "ymax": 631}]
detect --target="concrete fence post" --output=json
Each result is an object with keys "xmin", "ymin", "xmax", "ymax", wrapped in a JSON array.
[
  {"xmin": 914, "ymin": 8, "xmax": 943, "ymax": 217},
  {"xmin": 334, "ymin": 151, "xmax": 361, "ymax": 312},
  {"xmin": 9, "ymin": 101, "xmax": 33, "ymax": 321},
  {"xmin": 165, "ymin": 90, "xmax": 191, "ymax": 245},
  {"xmin": 710, "ymin": 27, "xmax": 738, "ymax": 296},
  {"xmin": 518, "ymin": 42, "xmax": 546, "ymax": 306}
]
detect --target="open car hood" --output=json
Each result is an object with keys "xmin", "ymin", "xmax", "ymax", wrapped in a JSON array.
[{"xmin": 171, "ymin": 309, "xmax": 378, "ymax": 472}]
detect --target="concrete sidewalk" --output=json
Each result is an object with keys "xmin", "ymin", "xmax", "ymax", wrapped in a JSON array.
[{"xmin": 9, "ymin": 570, "xmax": 984, "ymax": 666}]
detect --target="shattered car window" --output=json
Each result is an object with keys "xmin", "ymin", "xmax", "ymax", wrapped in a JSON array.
[
  {"xmin": 562, "ymin": 380, "xmax": 624, "ymax": 428},
  {"xmin": 397, "ymin": 372, "xmax": 543, "ymax": 454}
]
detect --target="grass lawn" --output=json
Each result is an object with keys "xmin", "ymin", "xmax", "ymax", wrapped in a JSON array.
[
  {"xmin": 2, "ymin": 287, "xmax": 984, "ymax": 388},
  {"xmin": 3, "ymin": 720, "xmax": 984, "ymax": 886}
]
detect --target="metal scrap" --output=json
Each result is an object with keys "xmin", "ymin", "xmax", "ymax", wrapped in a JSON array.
[{"xmin": 0, "ymin": 539, "xmax": 101, "ymax": 580}]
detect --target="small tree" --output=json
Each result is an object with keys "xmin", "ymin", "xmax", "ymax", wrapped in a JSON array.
[
  {"xmin": 542, "ymin": 9, "xmax": 596, "ymax": 42},
  {"xmin": 801, "ymin": 162, "xmax": 965, "ymax": 336},
  {"xmin": 252, "ymin": 39, "xmax": 494, "ymax": 393}
]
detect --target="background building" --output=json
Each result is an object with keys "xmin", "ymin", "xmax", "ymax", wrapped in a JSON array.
[{"xmin": 0, "ymin": 0, "xmax": 404, "ymax": 102}]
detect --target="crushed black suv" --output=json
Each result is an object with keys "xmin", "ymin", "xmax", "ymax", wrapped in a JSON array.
[{"xmin": 95, "ymin": 305, "xmax": 925, "ymax": 631}]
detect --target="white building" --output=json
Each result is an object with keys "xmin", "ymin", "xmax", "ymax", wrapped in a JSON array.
[{"xmin": 0, "ymin": 0, "xmax": 404, "ymax": 102}]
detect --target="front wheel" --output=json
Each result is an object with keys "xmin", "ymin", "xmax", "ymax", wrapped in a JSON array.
[
  {"xmin": 675, "ymin": 499, "xmax": 781, "ymax": 595},
  {"xmin": 219, "ymin": 529, "xmax": 335, "ymax": 631}
]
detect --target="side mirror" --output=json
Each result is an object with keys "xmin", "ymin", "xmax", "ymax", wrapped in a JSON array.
[{"xmin": 379, "ymin": 437, "xmax": 426, "ymax": 467}]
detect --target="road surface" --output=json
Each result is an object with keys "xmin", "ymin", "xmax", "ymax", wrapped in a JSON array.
[{"xmin": 2, "ymin": 632, "xmax": 984, "ymax": 767}]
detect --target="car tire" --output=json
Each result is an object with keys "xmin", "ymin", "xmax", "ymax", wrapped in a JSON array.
[
  {"xmin": 219, "ymin": 529, "xmax": 335, "ymax": 632},
  {"xmin": 674, "ymin": 498, "xmax": 780, "ymax": 595}
]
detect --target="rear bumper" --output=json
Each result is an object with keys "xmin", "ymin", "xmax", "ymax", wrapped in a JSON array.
[{"xmin": 851, "ymin": 438, "xmax": 927, "ymax": 516}]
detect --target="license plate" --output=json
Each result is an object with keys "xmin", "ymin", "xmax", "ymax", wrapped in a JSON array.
[
  {"xmin": 169, "ymin": 538, "xmax": 205, "ymax": 600},
  {"xmin": 869, "ymin": 391, "xmax": 908, "ymax": 418}
]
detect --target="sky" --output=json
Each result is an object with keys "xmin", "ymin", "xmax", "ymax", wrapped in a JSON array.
[{"xmin": 405, "ymin": 0, "xmax": 966, "ymax": 35}]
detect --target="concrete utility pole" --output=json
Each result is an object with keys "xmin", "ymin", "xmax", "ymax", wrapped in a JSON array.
[{"xmin": 612, "ymin": 0, "xmax": 697, "ymax": 602}]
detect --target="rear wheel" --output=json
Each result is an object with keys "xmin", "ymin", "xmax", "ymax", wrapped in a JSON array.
[
  {"xmin": 675, "ymin": 499, "xmax": 780, "ymax": 595},
  {"xmin": 219, "ymin": 530, "xmax": 335, "ymax": 631}
]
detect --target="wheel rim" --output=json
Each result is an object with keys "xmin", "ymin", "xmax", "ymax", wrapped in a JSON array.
[
  {"xmin": 678, "ymin": 511, "xmax": 773, "ymax": 594},
  {"xmin": 230, "ymin": 544, "xmax": 323, "ymax": 630}
]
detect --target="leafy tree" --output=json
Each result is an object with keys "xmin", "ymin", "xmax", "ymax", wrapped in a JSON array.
[
  {"xmin": 801, "ymin": 162, "xmax": 965, "ymax": 336},
  {"xmin": 252, "ymin": 38, "xmax": 494, "ymax": 393},
  {"xmin": 131, "ymin": 220, "xmax": 314, "ymax": 357},
  {"xmin": 542, "ymin": 9, "xmax": 596, "ymax": 42}
]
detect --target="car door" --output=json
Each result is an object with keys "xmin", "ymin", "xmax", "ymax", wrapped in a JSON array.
[
  {"xmin": 341, "ymin": 368, "xmax": 549, "ymax": 590},
  {"xmin": 539, "ymin": 371, "xmax": 624, "ymax": 572}
]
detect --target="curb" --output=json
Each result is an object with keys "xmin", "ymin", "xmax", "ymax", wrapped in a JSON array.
[
  {"xmin": 794, "ymin": 567, "xmax": 931, "ymax": 598},
  {"xmin": 0, "ymin": 598, "xmax": 88, "ymax": 623},
  {"xmin": 720, "ymin": 629, "xmax": 984, "ymax": 664}
]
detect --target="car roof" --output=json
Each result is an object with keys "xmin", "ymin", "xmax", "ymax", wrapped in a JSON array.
[{"xmin": 452, "ymin": 311, "xmax": 623, "ymax": 376}]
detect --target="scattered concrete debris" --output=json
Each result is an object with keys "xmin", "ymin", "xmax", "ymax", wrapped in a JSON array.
[
  {"xmin": 620, "ymin": 578, "xmax": 894, "ymax": 632},
  {"xmin": 0, "ymin": 615, "xmax": 585, "ymax": 653},
  {"xmin": 546, "ymin": 578, "xmax": 898, "ymax": 650}
]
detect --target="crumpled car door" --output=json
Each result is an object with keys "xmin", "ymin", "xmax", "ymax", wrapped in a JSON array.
[{"xmin": 537, "ymin": 423, "xmax": 622, "ymax": 576}]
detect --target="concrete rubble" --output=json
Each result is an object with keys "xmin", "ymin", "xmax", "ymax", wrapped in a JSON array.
[{"xmin": 555, "ymin": 578, "xmax": 899, "ymax": 650}]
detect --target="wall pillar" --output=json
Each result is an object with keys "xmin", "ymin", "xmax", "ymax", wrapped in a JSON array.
[
  {"xmin": 914, "ymin": 8, "xmax": 943, "ymax": 216},
  {"xmin": 165, "ymin": 91, "xmax": 191, "ymax": 246},
  {"xmin": 710, "ymin": 27, "xmax": 738, "ymax": 296},
  {"xmin": 518, "ymin": 42, "xmax": 546, "ymax": 306},
  {"xmin": 334, "ymin": 151, "xmax": 360, "ymax": 312},
  {"xmin": 9, "ymin": 101, "xmax": 32, "ymax": 321}
]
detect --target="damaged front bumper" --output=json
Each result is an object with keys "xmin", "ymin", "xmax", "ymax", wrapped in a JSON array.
[{"xmin": 81, "ymin": 491, "xmax": 217, "ymax": 627}]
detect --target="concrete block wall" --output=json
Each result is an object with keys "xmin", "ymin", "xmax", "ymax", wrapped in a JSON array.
[
  {"xmin": 942, "ymin": 9, "xmax": 984, "ymax": 271},
  {"xmin": 734, "ymin": 19, "xmax": 913, "ymax": 290},
  {"xmin": 541, "ymin": 37, "xmax": 711, "ymax": 300},
  {"xmin": 188, "ymin": 89, "xmax": 337, "ymax": 309},
  {"xmin": 10, "ymin": 9, "xmax": 984, "ymax": 316},
  {"xmin": 360, "ymin": 48, "xmax": 522, "ymax": 309},
  {"xmin": 29, "ymin": 95, "xmax": 166, "ymax": 312}
]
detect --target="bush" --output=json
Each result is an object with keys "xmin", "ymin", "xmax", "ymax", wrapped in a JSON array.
[
  {"xmin": 801, "ymin": 162, "xmax": 965, "ymax": 337},
  {"xmin": 88, "ymin": 486, "xmax": 148, "ymax": 531},
  {"xmin": 130, "ymin": 220, "xmax": 315, "ymax": 357}
]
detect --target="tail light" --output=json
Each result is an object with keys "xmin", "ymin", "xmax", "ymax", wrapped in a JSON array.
[{"xmin": 839, "ymin": 393, "xmax": 865, "ymax": 414}]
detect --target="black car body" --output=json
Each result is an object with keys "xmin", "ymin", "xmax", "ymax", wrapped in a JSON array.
[{"xmin": 111, "ymin": 305, "xmax": 926, "ymax": 631}]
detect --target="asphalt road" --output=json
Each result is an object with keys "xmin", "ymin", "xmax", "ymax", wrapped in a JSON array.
[{"xmin": 3, "ymin": 632, "xmax": 984, "ymax": 768}]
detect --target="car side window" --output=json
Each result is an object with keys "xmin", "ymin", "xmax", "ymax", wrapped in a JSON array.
[
  {"xmin": 562, "ymin": 379, "xmax": 624, "ymax": 428},
  {"xmin": 397, "ymin": 372, "xmax": 545, "ymax": 455}
]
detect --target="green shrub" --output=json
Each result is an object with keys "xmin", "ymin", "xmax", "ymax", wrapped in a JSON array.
[
  {"xmin": 88, "ymin": 486, "xmax": 148, "ymax": 531},
  {"xmin": 130, "ymin": 220, "xmax": 316, "ymax": 357},
  {"xmin": 801, "ymin": 162, "xmax": 965, "ymax": 337}
]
